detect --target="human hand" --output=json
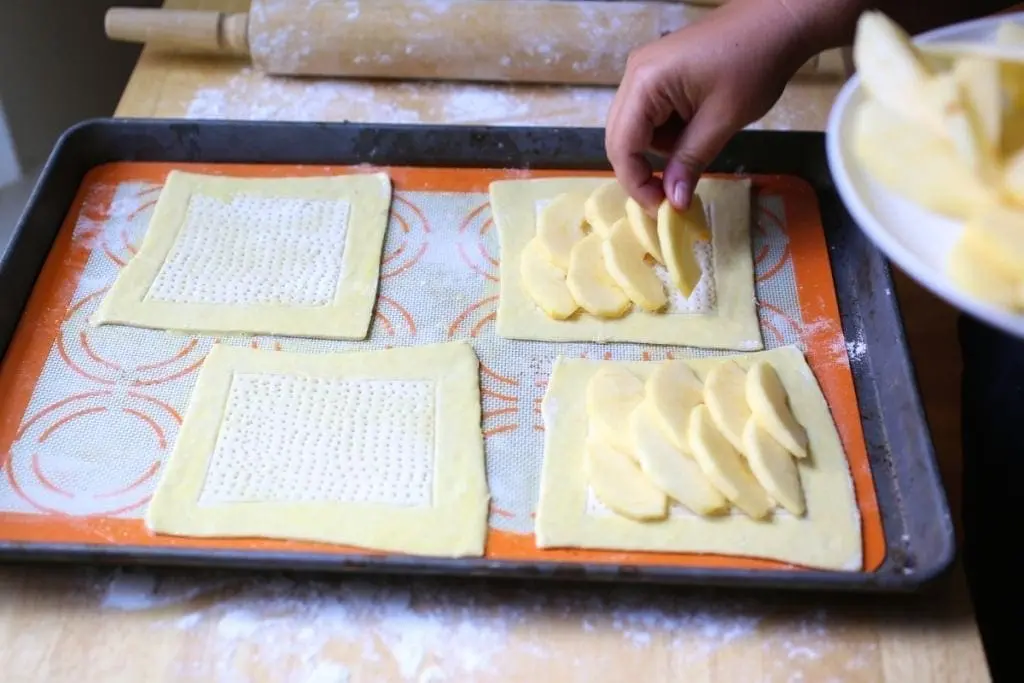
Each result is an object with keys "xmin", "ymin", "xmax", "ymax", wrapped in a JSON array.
[{"xmin": 605, "ymin": 0, "xmax": 814, "ymax": 213}]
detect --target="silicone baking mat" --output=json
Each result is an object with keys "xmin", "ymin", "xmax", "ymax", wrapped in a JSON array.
[{"xmin": 0, "ymin": 162, "xmax": 884, "ymax": 573}]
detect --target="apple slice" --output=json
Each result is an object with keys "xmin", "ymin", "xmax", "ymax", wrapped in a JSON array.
[
  {"xmin": 851, "ymin": 98, "xmax": 996, "ymax": 219},
  {"xmin": 952, "ymin": 56, "xmax": 1002, "ymax": 157},
  {"xmin": 703, "ymin": 359, "xmax": 750, "ymax": 454},
  {"xmin": 960, "ymin": 204, "xmax": 1024, "ymax": 278},
  {"xmin": 742, "ymin": 418, "xmax": 806, "ymax": 516},
  {"xmin": 745, "ymin": 361, "xmax": 808, "ymax": 459},
  {"xmin": 925, "ymin": 72, "xmax": 997, "ymax": 179},
  {"xmin": 657, "ymin": 194, "xmax": 708, "ymax": 298},
  {"xmin": 949, "ymin": 228, "xmax": 1024, "ymax": 311},
  {"xmin": 566, "ymin": 233, "xmax": 631, "ymax": 318},
  {"xmin": 630, "ymin": 399, "xmax": 729, "ymax": 515},
  {"xmin": 586, "ymin": 441, "xmax": 668, "ymax": 521},
  {"xmin": 603, "ymin": 217, "xmax": 668, "ymax": 312},
  {"xmin": 536, "ymin": 192, "xmax": 587, "ymax": 270},
  {"xmin": 997, "ymin": 20, "xmax": 1024, "ymax": 114},
  {"xmin": 1006, "ymin": 146, "xmax": 1024, "ymax": 204},
  {"xmin": 519, "ymin": 238, "xmax": 579, "ymax": 320},
  {"xmin": 688, "ymin": 405, "xmax": 772, "ymax": 520},
  {"xmin": 852, "ymin": 10, "xmax": 941, "ymax": 135},
  {"xmin": 586, "ymin": 365, "xmax": 646, "ymax": 455},
  {"xmin": 583, "ymin": 180, "xmax": 628, "ymax": 237},
  {"xmin": 645, "ymin": 360, "xmax": 704, "ymax": 453},
  {"xmin": 625, "ymin": 196, "xmax": 663, "ymax": 263}
]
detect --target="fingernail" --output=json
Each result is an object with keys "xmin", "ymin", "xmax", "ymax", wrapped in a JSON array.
[{"xmin": 672, "ymin": 181, "xmax": 687, "ymax": 209}]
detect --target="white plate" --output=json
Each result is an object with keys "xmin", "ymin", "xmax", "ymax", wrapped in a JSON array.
[{"xmin": 826, "ymin": 12, "xmax": 1024, "ymax": 338}]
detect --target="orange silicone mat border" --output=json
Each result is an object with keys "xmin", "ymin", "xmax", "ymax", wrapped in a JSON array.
[{"xmin": 0, "ymin": 162, "xmax": 884, "ymax": 573}]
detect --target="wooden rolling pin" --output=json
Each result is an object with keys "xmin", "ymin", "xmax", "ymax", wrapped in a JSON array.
[{"xmin": 105, "ymin": 0, "xmax": 845, "ymax": 86}]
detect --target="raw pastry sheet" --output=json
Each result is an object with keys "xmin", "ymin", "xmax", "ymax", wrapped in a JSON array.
[
  {"xmin": 0, "ymin": 163, "xmax": 884, "ymax": 572},
  {"xmin": 491, "ymin": 177, "xmax": 761, "ymax": 349},
  {"xmin": 147, "ymin": 342, "xmax": 488, "ymax": 558},
  {"xmin": 535, "ymin": 347, "xmax": 862, "ymax": 571},
  {"xmin": 92, "ymin": 171, "xmax": 392, "ymax": 340}
]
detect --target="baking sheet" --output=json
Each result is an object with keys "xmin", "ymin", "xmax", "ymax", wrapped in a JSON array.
[
  {"xmin": 0, "ymin": 162, "xmax": 880, "ymax": 564},
  {"xmin": 0, "ymin": 121, "xmax": 954, "ymax": 590}
]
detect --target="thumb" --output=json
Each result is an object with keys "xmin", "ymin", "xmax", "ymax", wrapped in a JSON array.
[{"xmin": 662, "ymin": 101, "xmax": 737, "ymax": 210}]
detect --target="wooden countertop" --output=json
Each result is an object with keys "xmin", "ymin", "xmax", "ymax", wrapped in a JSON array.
[{"xmin": 0, "ymin": 1, "xmax": 991, "ymax": 681}]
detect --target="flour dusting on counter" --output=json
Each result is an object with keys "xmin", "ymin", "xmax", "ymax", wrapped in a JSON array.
[
  {"xmin": 181, "ymin": 64, "xmax": 826, "ymax": 132},
  {"xmin": 185, "ymin": 68, "xmax": 615, "ymax": 127},
  {"xmin": 88, "ymin": 568, "xmax": 870, "ymax": 682}
]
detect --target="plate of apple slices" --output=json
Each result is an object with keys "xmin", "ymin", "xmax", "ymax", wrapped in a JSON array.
[{"xmin": 827, "ymin": 10, "xmax": 1024, "ymax": 337}]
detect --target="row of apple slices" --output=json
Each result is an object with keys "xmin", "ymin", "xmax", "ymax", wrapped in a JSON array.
[
  {"xmin": 584, "ymin": 358, "xmax": 810, "ymax": 522},
  {"xmin": 519, "ymin": 180, "xmax": 710, "ymax": 320}
]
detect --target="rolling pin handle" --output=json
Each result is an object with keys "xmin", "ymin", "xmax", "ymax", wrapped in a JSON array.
[{"xmin": 104, "ymin": 8, "xmax": 249, "ymax": 56}]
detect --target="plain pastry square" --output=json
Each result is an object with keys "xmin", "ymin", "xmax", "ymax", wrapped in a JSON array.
[
  {"xmin": 145, "ymin": 341, "xmax": 490, "ymax": 558},
  {"xmin": 91, "ymin": 171, "xmax": 393, "ymax": 340},
  {"xmin": 534, "ymin": 346, "xmax": 863, "ymax": 571},
  {"xmin": 490, "ymin": 176, "xmax": 761, "ymax": 350}
]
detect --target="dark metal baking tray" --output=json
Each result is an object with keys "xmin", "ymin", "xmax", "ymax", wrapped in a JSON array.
[{"xmin": 0, "ymin": 118, "xmax": 955, "ymax": 592}]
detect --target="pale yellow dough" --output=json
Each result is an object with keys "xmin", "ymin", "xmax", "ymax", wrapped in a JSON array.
[
  {"xmin": 145, "ymin": 342, "xmax": 490, "ymax": 558},
  {"xmin": 535, "ymin": 346, "xmax": 863, "ymax": 571},
  {"xmin": 491, "ymin": 177, "xmax": 761, "ymax": 350},
  {"xmin": 92, "ymin": 171, "xmax": 393, "ymax": 340}
]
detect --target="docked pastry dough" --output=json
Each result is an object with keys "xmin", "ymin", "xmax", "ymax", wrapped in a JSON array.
[
  {"xmin": 535, "ymin": 346, "xmax": 863, "ymax": 571},
  {"xmin": 92, "ymin": 171, "xmax": 392, "ymax": 340},
  {"xmin": 146, "ymin": 342, "xmax": 490, "ymax": 558},
  {"xmin": 491, "ymin": 176, "xmax": 761, "ymax": 350}
]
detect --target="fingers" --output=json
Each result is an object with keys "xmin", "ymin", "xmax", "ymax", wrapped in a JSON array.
[
  {"xmin": 662, "ymin": 98, "xmax": 738, "ymax": 210},
  {"xmin": 605, "ymin": 69, "xmax": 666, "ymax": 214}
]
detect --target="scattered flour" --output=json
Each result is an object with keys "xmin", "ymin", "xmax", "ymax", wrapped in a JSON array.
[
  {"xmin": 90, "ymin": 568, "xmax": 863, "ymax": 682},
  {"xmin": 182, "ymin": 68, "xmax": 819, "ymax": 130},
  {"xmin": 184, "ymin": 68, "xmax": 615, "ymax": 127}
]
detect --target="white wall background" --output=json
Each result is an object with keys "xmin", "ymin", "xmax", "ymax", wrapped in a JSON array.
[
  {"xmin": 0, "ymin": 103, "xmax": 20, "ymax": 188},
  {"xmin": 0, "ymin": 0, "xmax": 158, "ymax": 250},
  {"xmin": 0, "ymin": 0, "xmax": 157, "ymax": 189}
]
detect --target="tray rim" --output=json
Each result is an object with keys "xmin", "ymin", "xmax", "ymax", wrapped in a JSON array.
[{"xmin": 0, "ymin": 118, "xmax": 955, "ymax": 592}]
